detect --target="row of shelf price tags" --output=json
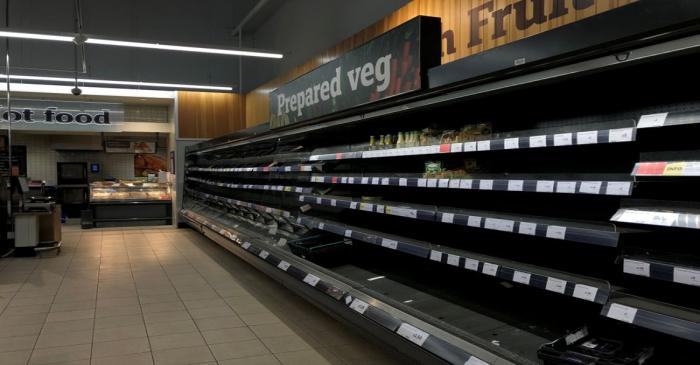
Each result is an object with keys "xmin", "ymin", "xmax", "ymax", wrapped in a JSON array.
[{"xmin": 624, "ymin": 259, "xmax": 700, "ymax": 286}]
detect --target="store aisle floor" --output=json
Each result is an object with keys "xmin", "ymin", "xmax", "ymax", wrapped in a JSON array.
[{"xmin": 0, "ymin": 226, "xmax": 403, "ymax": 365}]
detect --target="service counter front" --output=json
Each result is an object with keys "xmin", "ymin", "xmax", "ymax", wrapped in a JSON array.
[{"xmin": 87, "ymin": 181, "xmax": 172, "ymax": 228}]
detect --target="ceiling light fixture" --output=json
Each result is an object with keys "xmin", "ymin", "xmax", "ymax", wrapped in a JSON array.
[
  {"xmin": 0, "ymin": 82, "xmax": 175, "ymax": 99},
  {"xmin": 0, "ymin": 29, "xmax": 283, "ymax": 59},
  {"xmin": 0, "ymin": 30, "xmax": 75, "ymax": 42},
  {"xmin": 0, "ymin": 74, "xmax": 233, "ymax": 91},
  {"xmin": 85, "ymin": 38, "xmax": 283, "ymax": 59}
]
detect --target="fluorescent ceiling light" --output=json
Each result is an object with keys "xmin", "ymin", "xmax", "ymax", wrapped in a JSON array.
[
  {"xmin": 0, "ymin": 29, "xmax": 283, "ymax": 59},
  {"xmin": 0, "ymin": 74, "xmax": 232, "ymax": 91},
  {"xmin": 0, "ymin": 30, "xmax": 74, "ymax": 42},
  {"xmin": 0, "ymin": 82, "xmax": 175, "ymax": 99},
  {"xmin": 367, "ymin": 276, "xmax": 385, "ymax": 282},
  {"xmin": 85, "ymin": 38, "xmax": 283, "ymax": 59}
]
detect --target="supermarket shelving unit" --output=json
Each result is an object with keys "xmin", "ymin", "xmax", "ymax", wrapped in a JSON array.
[{"xmin": 181, "ymin": 31, "xmax": 700, "ymax": 364}]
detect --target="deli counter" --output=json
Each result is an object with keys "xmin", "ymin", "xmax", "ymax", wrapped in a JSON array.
[{"xmin": 86, "ymin": 180, "xmax": 172, "ymax": 228}]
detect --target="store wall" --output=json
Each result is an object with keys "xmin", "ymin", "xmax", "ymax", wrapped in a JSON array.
[
  {"xmin": 177, "ymin": 91, "xmax": 246, "ymax": 139},
  {"xmin": 245, "ymin": 0, "xmax": 638, "ymax": 127},
  {"xmin": 13, "ymin": 134, "xmax": 137, "ymax": 186}
]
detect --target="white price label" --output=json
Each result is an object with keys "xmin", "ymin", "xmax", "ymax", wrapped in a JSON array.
[
  {"xmin": 396, "ymin": 323, "xmax": 429, "ymax": 347},
  {"xmin": 637, "ymin": 113, "xmax": 668, "ymax": 128},
  {"xmin": 303, "ymin": 274, "xmax": 321, "ymax": 287},
  {"xmin": 376, "ymin": 205, "xmax": 385, "ymax": 213},
  {"xmin": 359, "ymin": 203, "xmax": 374, "ymax": 212},
  {"xmin": 316, "ymin": 197, "xmax": 323, "ymax": 204},
  {"xmin": 284, "ymin": 166, "xmax": 292, "ymax": 172},
  {"xmin": 607, "ymin": 303, "xmax": 638, "ymax": 323},
  {"xmin": 259, "ymin": 250, "xmax": 269, "ymax": 260},
  {"xmin": 467, "ymin": 216, "xmax": 482, "ymax": 228},
  {"xmin": 623, "ymin": 259, "xmax": 650, "ymax": 277},
  {"xmin": 349, "ymin": 201, "xmax": 358, "ymax": 209},
  {"xmin": 381, "ymin": 238, "xmax": 398, "ymax": 250},
  {"xmin": 606, "ymin": 182, "xmax": 632, "ymax": 196},
  {"xmin": 387, "ymin": 207, "xmax": 418, "ymax": 219},
  {"xmin": 341, "ymin": 177, "xmax": 348, "ymax": 184},
  {"xmin": 513, "ymin": 271, "xmax": 531, "ymax": 285},
  {"xmin": 616, "ymin": 210, "xmax": 679, "ymax": 227},
  {"xmin": 344, "ymin": 230, "xmax": 353, "ymax": 238},
  {"xmin": 504, "ymin": 138, "xmax": 520, "ymax": 149},
  {"xmin": 441, "ymin": 213, "xmax": 455, "ymax": 224},
  {"xmin": 438, "ymin": 179, "xmax": 450, "ymax": 188},
  {"xmin": 482, "ymin": 263, "xmax": 499, "ymax": 276},
  {"xmin": 479, "ymin": 180, "xmax": 493, "ymax": 190},
  {"xmin": 556, "ymin": 181, "xmax": 576, "ymax": 194},
  {"xmin": 449, "ymin": 179, "xmax": 461, "ymax": 189},
  {"xmin": 451, "ymin": 143, "xmax": 463, "ymax": 153},
  {"xmin": 464, "ymin": 258, "xmax": 479, "ymax": 271},
  {"xmin": 465, "ymin": 356, "xmax": 489, "ymax": 365},
  {"xmin": 518, "ymin": 222, "xmax": 537, "ymax": 236},
  {"xmin": 546, "ymin": 277, "xmax": 567, "ymax": 294},
  {"xmin": 576, "ymin": 131, "xmax": 599, "ymax": 145},
  {"xmin": 277, "ymin": 261, "xmax": 291, "ymax": 271},
  {"xmin": 608, "ymin": 128, "xmax": 634, "ymax": 142},
  {"xmin": 381, "ymin": 178, "xmax": 390, "ymax": 186},
  {"xmin": 460, "ymin": 179, "xmax": 473, "ymax": 189},
  {"xmin": 418, "ymin": 179, "xmax": 427, "ymax": 188},
  {"xmin": 330, "ymin": 199, "xmax": 337, "ymax": 207},
  {"xmin": 464, "ymin": 142, "xmax": 477, "ymax": 152},
  {"xmin": 536, "ymin": 180, "xmax": 555, "ymax": 193},
  {"xmin": 427, "ymin": 179, "xmax": 438, "ymax": 188},
  {"xmin": 484, "ymin": 218, "xmax": 514, "ymax": 232},
  {"xmin": 241, "ymin": 242, "xmax": 251, "ymax": 250},
  {"xmin": 546, "ymin": 226, "xmax": 567, "ymax": 240},
  {"xmin": 318, "ymin": 223, "xmax": 325, "ymax": 230},
  {"xmin": 349, "ymin": 298, "xmax": 369, "ymax": 314},
  {"xmin": 579, "ymin": 181, "xmax": 602, "ymax": 194},
  {"xmin": 529, "ymin": 135, "xmax": 547, "ymax": 148},
  {"xmin": 447, "ymin": 254, "xmax": 460, "ymax": 267},
  {"xmin": 372, "ymin": 177, "xmax": 380, "ymax": 185},
  {"xmin": 573, "ymin": 284, "xmax": 599, "ymax": 302},
  {"xmin": 348, "ymin": 177, "xmax": 355, "ymax": 184},
  {"xmin": 361, "ymin": 177, "xmax": 369, "ymax": 184},
  {"xmin": 430, "ymin": 250, "xmax": 443, "ymax": 262},
  {"xmin": 399, "ymin": 178, "xmax": 408, "ymax": 186},
  {"xmin": 508, "ymin": 180, "xmax": 524, "ymax": 191},
  {"xmin": 477, "ymin": 140, "xmax": 491, "ymax": 151},
  {"xmin": 554, "ymin": 133, "xmax": 573, "ymax": 146},
  {"xmin": 673, "ymin": 267, "xmax": 700, "ymax": 287}
]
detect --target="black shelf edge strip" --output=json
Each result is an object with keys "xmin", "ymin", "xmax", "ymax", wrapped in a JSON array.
[
  {"xmin": 623, "ymin": 257, "xmax": 700, "ymax": 288},
  {"xmin": 180, "ymin": 209, "xmax": 494, "ymax": 365},
  {"xmin": 296, "ymin": 215, "xmax": 610, "ymax": 305},
  {"xmin": 300, "ymin": 194, "xmax": 621, "ymax": 247},
  {"xmin": 611, "ymin": 208, "xmax": 700, "ymax": 230},
  {"xmin": 187, "ymin": 177, "xmax": 312, "ymax": 194},
  {"xmin": 601, "ymin": 299, "xmax": 700, "ymax": 343}
]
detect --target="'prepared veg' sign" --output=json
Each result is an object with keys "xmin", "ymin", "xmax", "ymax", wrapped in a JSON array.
[{"xmin": 269, "ymin": 16, "xmax": 441, "ymax": 128}]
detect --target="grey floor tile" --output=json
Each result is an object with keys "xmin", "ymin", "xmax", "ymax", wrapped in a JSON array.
[
  {"xmin": 260, "ymin": 335, "xmax": 313, "ymax": 354},
  {"xmin": 91, "ymin": 337, "xmax": 151, "ymax": 358},
  {"xmin": 29, "ymin": 343, "xmax": 92, "ymax": 364},
  {"xmin": 145, "ymin": 319, "xmax": 199, "ymax": 337},
  {"xmin": 95, "ymin": 304, "xmax": 142, "ymax": 318},
  {"xmin": 42, "ymin": 318, "xmax": 95, "ymax": 334},
  {"xmin": 143, "ymin": 310, "xmax": 191, "ymax": 324},
  {"xmin": 200, "ymin": 327, "xmax": 256, "ymax": 345},
  {"xmin": 0, "ymin": 334, "xmax": 38, "ymax": 352},
  {"xmin": 140, "ymin": 300, "xmax": 185, "ymax": 314},
  {"xmin": 50, "ymin": 300, "xmax": 96, "ymax": 313},
  {"xmin": 152, "ymin": 345, "xmax": 215, "ymax": 365},
  {"xmin": 250, "ymin": 323, "xmax": 296, "ymax": 339},
  {"xmin": 239, "ymin": 312, "xmax": 281, "ymax": 326},
  {"xmin": 46, "ymin": 309, "xmax": 95, "ymax": 322},
  {"xmin": 182, "ymin": 298, "xmax": 227, "ymax": 310},
  {"xmin": 0, "ymin": 349, "xmax": 32, "ymax": 365},
  {"xmin": 0, "ymin": 322, "xmax": 43, "ymax": 338},
  {"xmin": 149, "ymin": 331, "xmax": 206, "ymax": 351},
  {"xmin": 194, "ymin": 315, "xmax": 246, "ymax": 331},
  {"xmin": 94, "ymin": 314, "xmax": 144, "ymax": 329},
  {"xmin": 274, "ymin": 349, "xmax": 334, "ymax": 365},
  {"xmin": 35, "ymin": 329, "xmax": 93, "ymax": 349},
  {"xmin": 188, "ymin": 305, "xmax": 236, "ymax": 320},
  {"xmin": 209, "ymin": 339, "xmax": 270, "ymax": 361},
  {"xmin": 90, "ymin": 352, "xmax": 154, "ymax": 365},
  {"xmin": 218, "ymin": 355, "xmax": 281, "ymax": 365},
  {"xmin": 94, "ymin": 324, "xmax": 147, "ymax": 342}
]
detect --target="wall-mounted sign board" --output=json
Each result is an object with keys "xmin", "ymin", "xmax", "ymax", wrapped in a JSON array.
[
  {"xmin": 269, "ymin": 16, "xmax": 441, "ymax": 128},
  {"xmin": 1, "ymin": 99, "xmax": 123, "ymax": 131}
]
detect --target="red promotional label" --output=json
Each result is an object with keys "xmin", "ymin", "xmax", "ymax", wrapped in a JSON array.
[{"xmin": 635, "ymin": 162, "xmax": 667, "ymax": 176}]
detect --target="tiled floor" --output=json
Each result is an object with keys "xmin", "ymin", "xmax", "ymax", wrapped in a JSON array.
[{"xmin": 0, "ymin": 225, "xmax": 403, "ymax": 365}]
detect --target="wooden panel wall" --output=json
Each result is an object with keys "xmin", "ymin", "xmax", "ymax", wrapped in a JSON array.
[
  {"xmin": 178, "ymin": 91, "xmax": 246, "ymax": 139},
  {"xmin": 246, "ymin": 0, "xmax": 636, "ymax": 128}
]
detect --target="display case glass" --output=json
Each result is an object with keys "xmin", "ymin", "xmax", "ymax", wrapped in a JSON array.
[{"xmin": 90, "ymin": 181, "xmax": 171, "ymax": 202}]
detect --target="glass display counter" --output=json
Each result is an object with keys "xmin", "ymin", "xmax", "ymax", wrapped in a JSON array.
[{"xmin": 87, "ymin": 180, "xmax": 172, "ymax": 228}]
